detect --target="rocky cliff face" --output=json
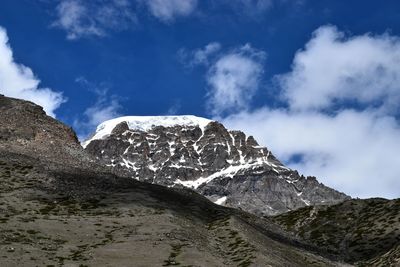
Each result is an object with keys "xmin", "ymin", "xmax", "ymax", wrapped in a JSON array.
[
  {"xmin": 0, "ymin": 94, "xmax": 99, "ymax": 172},
  {"xmin": 84, "ymin": 116, "xmax": 349, "ymax": 216}
]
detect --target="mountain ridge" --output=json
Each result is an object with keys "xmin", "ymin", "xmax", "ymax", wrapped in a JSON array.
[{"xmin": 84, "ymin": 115, "xmax": 349, "ymax": 216}]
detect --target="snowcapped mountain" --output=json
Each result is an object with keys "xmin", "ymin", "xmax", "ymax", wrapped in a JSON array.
[
  {"xmin": 84, "ymin": 115, "xmax": 349, "ymax": 215},
  {"xmin": 82, "ymin": 115, "xmax": 212, "ymax": 148}
]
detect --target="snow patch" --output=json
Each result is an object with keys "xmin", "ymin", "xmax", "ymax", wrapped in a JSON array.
[
  {"xmin": 175, "ymin": 162, "xmax": 270, "ymax": 189},
  {"xmin": 301, "ymin": 198, "xmax": 310, "ymax": 206},
  {"xmin": 214, "ymin": 196, "xmax": 227, "ymax": 205}
]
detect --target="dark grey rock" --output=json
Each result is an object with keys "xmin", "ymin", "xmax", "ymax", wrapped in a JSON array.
[{"xmin": 111, "ymin": 121, "xmax": 129, "ymax": 135}]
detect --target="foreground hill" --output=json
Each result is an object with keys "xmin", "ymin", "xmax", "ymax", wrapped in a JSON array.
[
  {"xmin": 273, "ymin": 198, "xmax": 400, "ymax": 266},
  {"xmin": 0, "ymin": 95, "xmax": 347, "ymax": 266},
  {"xmin": 83, "ymin": 115, "xmax": 349, "ymax": 216}
]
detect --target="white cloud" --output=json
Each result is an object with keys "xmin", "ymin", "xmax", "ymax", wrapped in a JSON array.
[
  {"xmin": 179, "ymin": 43, "xmax": 265, "ymax": 116},
  {"xmin": 54, "ymin": 0, "xmax": 102, "ymax": 40},
  {"xmin": 279, "ymin": 25, "xmax": 400, "ymax": 112},
  {"xmin": 222, "ymin": 108, "xmax": 400, "ymax": 199},
  {"xmin": 53, "ymin": 0, "xmax": 136, "ymax": 40},
  {"xmin": 206, "ymin": 44, "xmax": 266, "ymax": 116},
  {"xmin": 0, "ymin": 26, "xmax": 65, "ymax": 117},
  {"xmin": 144, "ymin": 0, "xmax": 198, "ymax": 22},
  {"xmin": 219, "ymin": 26, "xmax": 400, "ymax": 199}
]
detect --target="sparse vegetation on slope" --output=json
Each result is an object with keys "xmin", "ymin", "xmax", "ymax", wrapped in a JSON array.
[{"xmin": 273, "ymin": 199, "xmax": 400, "ymax": 265}]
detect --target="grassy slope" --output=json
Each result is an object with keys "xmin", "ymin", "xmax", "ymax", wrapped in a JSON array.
[{"xmin": 0, "ymin": 154, "xmax": 341, "ymax": 267}]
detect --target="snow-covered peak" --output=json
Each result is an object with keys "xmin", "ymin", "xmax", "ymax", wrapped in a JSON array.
[{"xmin": 82, "ymin": 115, "xmax": 213, "ymax": 148}]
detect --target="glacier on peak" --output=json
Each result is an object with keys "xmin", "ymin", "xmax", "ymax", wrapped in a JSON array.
[{"xmin": 82, "ymin": 115, "xmax": 213, "ymax": 148}]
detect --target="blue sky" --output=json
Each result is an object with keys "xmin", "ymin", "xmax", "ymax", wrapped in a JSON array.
[{"xmin": 1, "ymin": 0, "xmax": 400, "ymax": 199}]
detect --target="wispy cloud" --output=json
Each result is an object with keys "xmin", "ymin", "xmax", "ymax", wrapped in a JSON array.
[
  {"xmin": 53, "ymin": 0, "xmax": 199, "ymax": 39},
  {"xmin": 0, "ymin": 26, "xmax": 65, "ymax": 117},
  {"xmin": 73, "ymin": 77, "xmax": 122, "ymax": 140},
  {"xmin": 53, "ymin": 0, "xmax": 137, "ymax": 40},
  {"xmin": 143, "ymin": 0, "xmax": 198, "ymax": 22},
  {"xmin": 178, "ymin": 42, "xmax": 221, "ymax": 67},
  {"xmin": 52, "ymin": 0, "xmax": 306, "ymax": 40},
  {"xmin": 217, "ymin": 0, "xmax": 304, "ymax": 16},
  {"xmin": 229, "ymin": 0, "xmax": 273, "ymax": 14},
  {"xmin": 220, "ymin": 26, "xmax": 400, "ymax": 199},
  {"xmin": 166, "ymin": 99, "xmax": 182, "ymax": 115}
]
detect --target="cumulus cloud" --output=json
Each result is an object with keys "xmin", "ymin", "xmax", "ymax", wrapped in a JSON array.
[
  {"xmin": 53, "ymin": 0, "xmax": 136, "ymax": 40},
  {"xmin": 144, "ymin": 0, "xmax": 198, "ymax": 22},
  {"xmin": 73, "ymin": 78, "xmax": 122, "ymax": 140},
  {"xmin": 278, "ymin": 25, "xmax": 400, "ymax": 112},
  {"xmin": 223, "ymin": 108, "xmax": 400, "ymax": 199},
  {"xmin": 179, "ymin": 43, "xmax": 265, "ymax": 116},
  {"xmin": 206, "ymin": 44, "xmax": 266, "ymax": 116},
  {"xmin": 218, "ymin": 26, "xmax": 400, "ymax": 199},
  {"xmin": 0, "ymin": 26, "xmax": 65, "ymax": 117}
]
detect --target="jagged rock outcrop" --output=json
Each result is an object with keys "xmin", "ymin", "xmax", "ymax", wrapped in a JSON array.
[{"xmin": 84, "ymin": 116, "xmax": 350, "ymax": 216}]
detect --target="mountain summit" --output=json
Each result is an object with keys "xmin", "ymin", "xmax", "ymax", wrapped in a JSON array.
[
  {"xmin": 82, "ymin": 115, "xmax": 213, "ymax": 148},
  {"xmin": 84, "ymin": 115, "xmax": 349, "ymax": 215}
]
